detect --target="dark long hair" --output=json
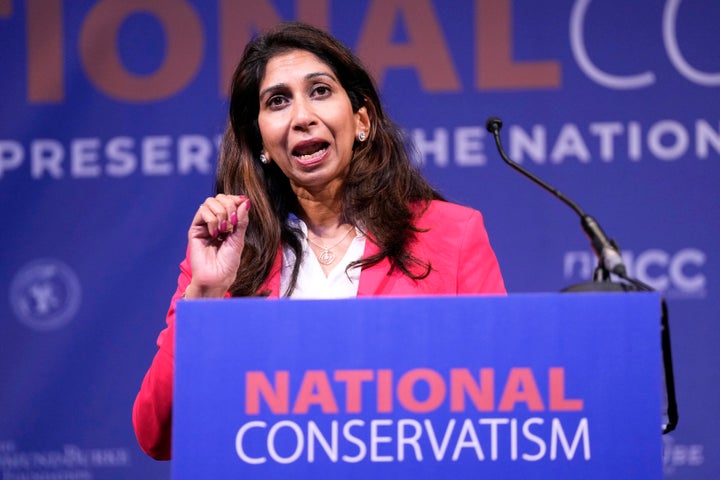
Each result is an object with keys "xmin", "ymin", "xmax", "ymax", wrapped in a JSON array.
[{"xmin": 217, "ymin": 22, "xmax": 443, "ymax": 296}]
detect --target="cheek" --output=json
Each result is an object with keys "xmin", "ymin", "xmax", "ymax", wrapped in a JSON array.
[
  {"xmin": 334, "ymin": 110, "xmax": 358, "ymax": 141},
  {"xmin": 342, "ymin": 117, "xmax": 360, "ymax": 150},
  {"xmin": 258, "ymin": 118, "xmax": 282, "ymax": 150}
]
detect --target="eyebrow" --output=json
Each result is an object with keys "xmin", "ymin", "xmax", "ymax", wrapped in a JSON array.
[{"xmin": 259, "ymin": 72, "xmax": 338, "ymax": 100}]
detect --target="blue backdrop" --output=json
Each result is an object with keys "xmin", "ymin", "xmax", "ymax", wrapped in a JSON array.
[{"xmin": 0, "ymin": 1, "xmax": 716, "ymax": 478}]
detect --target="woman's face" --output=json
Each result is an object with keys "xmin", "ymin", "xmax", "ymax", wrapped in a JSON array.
[{"xmin": 257, "ymin": 49, "xmax": 369, "ymax": 196}]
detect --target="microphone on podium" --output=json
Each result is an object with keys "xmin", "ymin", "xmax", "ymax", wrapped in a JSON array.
[
  {"xmin": 485, "ymin": 116, "xmax": 631, "ymax": 284},
  {"xmin": 485, "ymin": 116, "xmax": 678, "ymax": 434}
]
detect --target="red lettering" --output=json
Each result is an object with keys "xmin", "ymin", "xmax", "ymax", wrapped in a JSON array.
[
  {"xmin": 218, "ymin": 0, "xmax": 329, "ymax": 96},
  {"xmin": 450, "ymin": 368, "xmax": 494, "ymax": 412},
  {"xmin": 476, "ymin": 0, "xmax": 560, "ymax": 89},
  {"xmin": 292, "ymin": 370, "xmax": 339, "ymax": 414},
  {"xmin": 246, "ymin": 367, "xmax": 581, "ymax": 416},
  {"xmin": 377, "ymin": 369, "xmax": 393, "ymax": 413},
  {"xmin": 219, "ymin": 0, "xmax": 280, "ymax": 96},
  {"xmin": 27, "ymin": 0, "xmax": 64, "ymax": 102},
  {"xmin": 334, "ymin": 369, "xmax": 374, "ymax": 413},
  {"xmin": 498, "ymin": 367, "xmax": 545, "ymax": 411},
  {"xmin": 79, "ymin": 0, "xmax": 204, "ymax": 101},
  {"xmin": 296, "ymin": 0, "xmax": 330, "ymax": 31},
  {"xmin": 245, "ymin": 371, "xmax": 289, "ymax": 415},
  {"xmin": 549, "ymin": 367, "xmax": 583, "ymax": 411},
  {"xmin": 356, "ymin": 0, "xmax": 460, "ymax": 91},
  {"xmin": 0, "ymin": 0, "xmax": 11, "ymax": 16},
  {"xmin": 19, "ymin": 1, "xmax": 569, "ymax": 104},
  {"xmin": 397, "ymin": 368, "xmax": 446, "ymax": 413}
]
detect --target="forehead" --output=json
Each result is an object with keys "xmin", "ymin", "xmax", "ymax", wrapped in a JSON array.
[{"xmin": 260, "ymin": 50, "xmax": 335, "ymax": 88}]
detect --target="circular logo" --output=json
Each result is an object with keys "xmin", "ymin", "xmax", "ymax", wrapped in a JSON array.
[{"xmin": 9, "ymin": 259, "xmax": 82, "ymax": 331}]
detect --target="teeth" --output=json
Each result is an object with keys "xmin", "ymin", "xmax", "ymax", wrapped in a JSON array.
[{"xmin": 297, "ymin": 147, "xmax": 326, "ymax": 161}]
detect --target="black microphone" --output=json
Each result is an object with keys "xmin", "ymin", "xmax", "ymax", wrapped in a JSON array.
[
  {"xmin": 485, "ymin": 120, "xmax": 677, "ymax": 436},
  {"xmin": 485, "ymin": 116, "xmax": 629, "ymax": 279}
]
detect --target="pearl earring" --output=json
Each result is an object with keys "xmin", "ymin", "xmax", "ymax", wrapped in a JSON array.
[
  {"xmin": 260, "ymin": 153, "xmax": 269, "ymax": 164},
  {"xmin": 358, "ymin": 131, "xmax": 366, "ymax": 142}
]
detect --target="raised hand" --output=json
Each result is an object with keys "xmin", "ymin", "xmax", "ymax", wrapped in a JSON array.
[{"xmin": 184, "ymin": 194, "xmax": 251, "ymax": 298}]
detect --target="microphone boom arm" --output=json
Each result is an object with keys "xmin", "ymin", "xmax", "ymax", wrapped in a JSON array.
[
  {"xmin": 485, "ymin": 117, "xmax": 626, "ymax": 279},
  {"xmin": 485, "ymin": 116, "xmax": 678, "ymax": 434}
]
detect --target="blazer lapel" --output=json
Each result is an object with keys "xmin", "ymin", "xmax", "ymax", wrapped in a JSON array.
[{"xmin": 357, "ymin": 238, "xmax": 396, "ymax": 296}]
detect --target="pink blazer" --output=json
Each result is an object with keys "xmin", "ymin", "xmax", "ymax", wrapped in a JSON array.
[{"xmin": 133, "ymin": 200, "xmax": 505, "ymax": 459}]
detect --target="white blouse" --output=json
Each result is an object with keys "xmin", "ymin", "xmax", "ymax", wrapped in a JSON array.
[{"xmin": 279, "ymin": 217, "xmax": 366, "ymax": 299}]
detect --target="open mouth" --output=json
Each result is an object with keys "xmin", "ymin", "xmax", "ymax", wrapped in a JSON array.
[{"xmin": 292, "ymin": 141, "xmax": 329, "ymax": 163}]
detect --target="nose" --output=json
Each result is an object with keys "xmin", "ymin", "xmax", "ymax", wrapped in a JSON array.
[{"xmin": 290, "ymin": 97, "xmax": 317, "ymax": 131}]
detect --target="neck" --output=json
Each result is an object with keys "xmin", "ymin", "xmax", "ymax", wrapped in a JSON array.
[{"xmin": 293, "ymin": 185, "xmax": 347, "ymax": 237}]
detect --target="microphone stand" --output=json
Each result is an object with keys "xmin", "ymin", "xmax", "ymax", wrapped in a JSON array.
[{"xmin": 486, "ymin": 117, "xmax": 678, "ymax": 434}]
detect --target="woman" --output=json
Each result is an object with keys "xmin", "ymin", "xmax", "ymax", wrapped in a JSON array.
[{"xmin": 133, "ymin": 22, "xmax": 505, "ymax": 460}]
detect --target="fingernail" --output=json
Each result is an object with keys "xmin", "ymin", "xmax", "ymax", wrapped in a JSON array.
[
  {"xmin": 220, "ymin": 220, "xmax": 227, "ymax": 232},
  {"xmin": 231, "ymin": 212, "xmax": 237, "ymax": 226},
  {"xmin": 246, "ymin": 199, "xmax": 252, "ymax": 211},
  {"xmin": 213, "ymin": 228, "xmax": 219, "ymax": 238}
]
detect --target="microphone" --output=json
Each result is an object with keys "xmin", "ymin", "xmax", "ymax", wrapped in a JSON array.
[
  {"xmin": 485, "ymin": 118, "xmax": 678, "ymax": 436},
  {"xmin": 485, "ymin": 116, "xmax": 629, "ymax": 280}
]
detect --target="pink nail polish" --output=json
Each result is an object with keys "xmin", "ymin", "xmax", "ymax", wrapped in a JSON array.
[
  {"xmin": 220, "ymin": 220, "xmax": 227, "ymax": 232},
  {"xmin": 231, "ymin": 212, "xmax": 237, "ymax": 225},
  {"xmin": 213, "ymin": 228, "xmax": 219, "ymax": 238},
  {"xmin": 245, "ymin": 199, "xmax": 252, "ymax": 211}
]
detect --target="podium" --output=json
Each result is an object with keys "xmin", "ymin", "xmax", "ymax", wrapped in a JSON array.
[{"xmin": 172, "ymin": 293, "xmax": 662, "ymax": 479}]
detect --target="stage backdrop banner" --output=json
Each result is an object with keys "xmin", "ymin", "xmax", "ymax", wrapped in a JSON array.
[
  {"xmin": 0, "ymin": 1, "xmax": 717, "ymax": 478},
  {"xmin": 173, "ymin": 294, "xmax": 662, "ymax": 479}
]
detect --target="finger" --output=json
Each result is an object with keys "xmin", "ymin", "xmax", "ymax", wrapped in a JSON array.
[
  {"xmin": 215, "ymin": 194, "xmax": 245, "ymax": 232},
  {"xmin": 193, "ymin": 197, "xmax": 222, "ymax": 238},
  {"xmin": 234, "ymin": 198, "xmax": 251, "ymax": 228},
  {"xmin": 220, "ymin": 199, "xmax": 251, "ymax": 251},
  {"xmin": 197, "ymin": 196, "xmax": 236, "ymax": 236}
]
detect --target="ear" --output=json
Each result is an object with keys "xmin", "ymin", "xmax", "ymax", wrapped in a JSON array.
[{"xmin": 354, "ymin": 106, "xmax": 370, "ymax": 138}]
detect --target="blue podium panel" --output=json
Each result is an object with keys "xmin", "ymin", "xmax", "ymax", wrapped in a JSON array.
[{"xmin": 173, "ymin": 293, "xmax": 662, "ymax": 479}]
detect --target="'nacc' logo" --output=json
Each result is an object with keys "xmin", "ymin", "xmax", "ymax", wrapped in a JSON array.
[{"xmin": 563, "ymin": 248, "xmax": 706, "ymax": 299}]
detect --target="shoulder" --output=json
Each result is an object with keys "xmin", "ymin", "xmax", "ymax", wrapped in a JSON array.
[
  {"xmin": 413, "ymin": 200, "xmax": 486, "ymax": 234},
  {"xmin": 408, "ymin": 200, "xmax": 492, "ymax": 258},
  {"xmin": 404, "ymin": 200, "xmax": 506, "ymax": 294}
]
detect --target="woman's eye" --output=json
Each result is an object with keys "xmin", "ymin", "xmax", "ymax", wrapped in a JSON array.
[
  {"xmin": 312, "ymin": 85, "xmax": 331, "ymax": 97},
  {"xmin": 267, "ymin": 95, "xmax": 287, "ymax": 108}
]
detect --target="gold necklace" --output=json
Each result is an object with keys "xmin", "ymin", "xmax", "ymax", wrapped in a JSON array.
[{"xmin": 306, "ymin": 227, "xmax": 355, "ymax": 265}]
